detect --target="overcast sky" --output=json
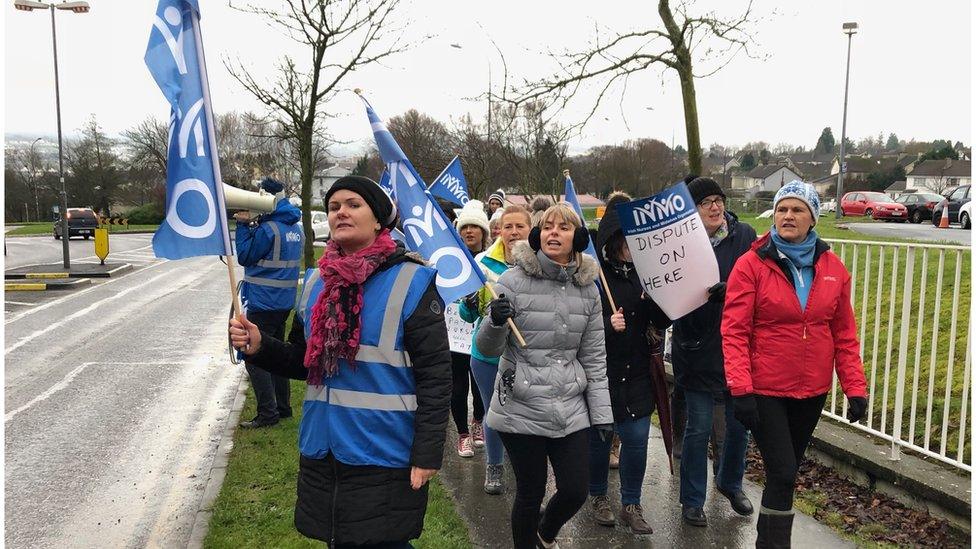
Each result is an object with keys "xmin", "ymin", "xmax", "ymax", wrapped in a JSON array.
[{"xmin": 4, "ymin": 0, "xmax": 972, "ymax": 156}]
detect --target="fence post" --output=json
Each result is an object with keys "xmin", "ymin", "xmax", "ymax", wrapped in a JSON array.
[{"xmin": 891, "ymin": 247, "xmax": 915, "ymax": 461}]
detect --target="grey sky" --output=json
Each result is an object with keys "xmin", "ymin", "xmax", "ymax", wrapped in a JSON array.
[{"xmin": 4, "ymin": 0, "xmax": 972, "ymax": 156}]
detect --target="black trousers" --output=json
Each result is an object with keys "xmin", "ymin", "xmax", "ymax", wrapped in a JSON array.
[
  {"xmin": 752, "ymin": 393, "xmax": 828, "ymax": 511},
  {"xmin": 499, "ymin": 429, "xmax": 590, "ymax": 549},
  {"xmin": 449, "ymin": 351, "xmax": 484, "ymax": 435},
  {"xmin": 244, "ymin": 309, "xmax": 292, "ymax": 421}
]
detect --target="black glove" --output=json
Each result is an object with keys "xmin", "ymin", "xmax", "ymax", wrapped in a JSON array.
[
  {"xmin": 594, "ymin": 424, "xmax": 614, "ymax": 443},
  {"xmin": 488, "ymin": 294, "xmax": 515, "ymax": 326},
  {"xmin": 846, "ymin": 396, "xmax": 868, "ymax": 423},
  {"xmin": 462, "ymin": 291, "xmax": 479, "ymax": 313},
  {"xmin": 732, "ymin": 394, "xmax": 760, "ymax": 432},
  {"xmin": 707, "ymin": 282, "xmax": 727, "ymax": 303}
]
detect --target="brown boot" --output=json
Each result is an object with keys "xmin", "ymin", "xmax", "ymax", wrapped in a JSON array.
[
  {"xmin": 620, "ymin": 504, "xmax": 653, "ymax": 536},
  {"xmin": 590, "ymin": 495, "xmax": 616, "ymax": 526}
]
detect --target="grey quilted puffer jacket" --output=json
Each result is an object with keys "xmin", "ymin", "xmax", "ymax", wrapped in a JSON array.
[{"xmin": 477, "ymin": 241, "xmax": 613, "ymax": 437}]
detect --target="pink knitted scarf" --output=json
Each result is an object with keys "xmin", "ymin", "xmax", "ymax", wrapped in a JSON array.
[{"xmin": 303, "ymin": 230, "xmax": 397, "ymax": 384}]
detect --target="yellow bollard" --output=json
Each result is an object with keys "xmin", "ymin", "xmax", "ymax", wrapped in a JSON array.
[{"xmin": 94, "ymin": 228, "xmax": 109, "ymax": 265}]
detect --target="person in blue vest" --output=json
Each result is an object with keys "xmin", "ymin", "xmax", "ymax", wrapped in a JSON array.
[
  {"xmin": 233, "ymin": 177, "xmax": 304, "ymax": 429},
  {"xmin": 229, "ymin": 175, "xmax": 452, "ymax": 548}
]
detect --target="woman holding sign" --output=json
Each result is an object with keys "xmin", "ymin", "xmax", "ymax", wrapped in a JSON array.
[
  {"xmin": 722, "ymin": 181, "xmax": 867, "ymax": 548},
  {"xmin": 587, "ymin": 192, "xmax": 672, "ymax": 536},
  {"xmin": 459, "ymin": 204, "xmax": 532, "ymax": 495},
  {"xmin": 229, "ymin": 176, "xmax": 452, "ymax": 548},
  {"xmin": 476, "ymin": 203, "xmax": 612, "ymax": 549},
  {"xmin": 673, "ymin": 177, "xmax": 757, "ymax": 528}
]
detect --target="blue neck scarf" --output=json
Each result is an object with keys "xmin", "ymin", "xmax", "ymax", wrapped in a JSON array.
[{"xmin": 770, "ymin": 226, "xmax": 818, "ymax": 310}]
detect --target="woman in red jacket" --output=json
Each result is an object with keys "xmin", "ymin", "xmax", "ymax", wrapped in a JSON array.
[{"xmin": 722, "ymin": 181, "xmax": 868, "ymax": 548}]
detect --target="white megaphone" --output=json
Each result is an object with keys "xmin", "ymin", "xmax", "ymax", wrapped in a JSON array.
[{"xmin": 223, "ymin": 183, "xmax": 277, "ymax": 214}]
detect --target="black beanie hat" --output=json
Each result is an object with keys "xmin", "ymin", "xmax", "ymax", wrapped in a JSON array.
[
  {"xmin": 325, "ymin": 175, "xmax": 398, "ymax": 229},
  {"xmin": 687, "ymin": 177, "xmax": 725, "ymax": 205}
]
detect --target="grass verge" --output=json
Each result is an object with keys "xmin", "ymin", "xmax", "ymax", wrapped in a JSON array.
[
  {"xmin": 203, "ymin": 379, "xmax": 471, "ymax": 548},
  {"xmin": 6, "ymin": 222, "xmax": 160, "ymax": 236}
]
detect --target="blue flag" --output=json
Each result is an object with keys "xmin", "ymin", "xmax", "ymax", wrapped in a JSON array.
[
  {"xmin": 428, "ymin": 156, "xmax": 470, "ymax": 206},
  {"xmin": 378, "ymin": 168, "xmax": 393, "ymax": 196},
  {"xmin": 145, "ymin": 0, "xmax": 232, "ymax": 259},
  {"xmin": 563, "ymin": 173, "xmax": 599, "ymax": 260},
  {"xmin": 359, "ymin": 95, "xmax": 486, "ymax": 303}
]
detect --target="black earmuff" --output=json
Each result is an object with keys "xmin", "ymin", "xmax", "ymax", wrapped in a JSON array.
[
  {"xmin": 528, "ymin": 226, "xmax": 542, "ymax": 251},
  {"xmin": 573, "ymin": 227, "xmax": 590, "ymax": 253},
  {"xmin": 528, "ymin": 225, "xmax": 590, "ymax": 253}
]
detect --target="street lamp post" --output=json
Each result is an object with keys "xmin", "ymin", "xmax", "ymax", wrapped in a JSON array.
[
  {"xmin": 29, "ymin": 137, "xmax": 43, "ymax": 221},
  {"xmin": 14, "ymin": 0, "xmax": 91, "ymax": 269},
  {"xmin": 835, "ymin": 21, "xmax": 858, "ymax": 220}
]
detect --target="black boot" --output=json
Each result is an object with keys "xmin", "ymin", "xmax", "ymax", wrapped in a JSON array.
[{"xmin": 756, "ymin": 509, "xmax": 794, "ymax": 549}]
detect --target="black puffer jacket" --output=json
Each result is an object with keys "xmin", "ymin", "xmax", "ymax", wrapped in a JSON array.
[
  {"xmin": 671, "ymin": 211, "xmax": 756, "ymax": 395},
  {"xmin": 596, "ymin": 206, "xmax": 671, "ymax": 422},
  {"xmin": 250, "ymin": 247, "xmax": 452, "ymax": 545}
]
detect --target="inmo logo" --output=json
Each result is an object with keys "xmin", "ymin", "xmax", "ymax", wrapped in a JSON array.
[{"xmin": 632, "ymin": 194, "xmax": 687, "ymax": 226}]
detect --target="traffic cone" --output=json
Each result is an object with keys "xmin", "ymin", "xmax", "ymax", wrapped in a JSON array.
[{"xmin": 938, "ymin": 202, "xmax": 951, "ymax": 228}]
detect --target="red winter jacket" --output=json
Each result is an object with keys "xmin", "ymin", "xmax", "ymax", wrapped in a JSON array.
[{"xmin": 722, "ymin": 233, "xmax": 867, "ymax": 399}]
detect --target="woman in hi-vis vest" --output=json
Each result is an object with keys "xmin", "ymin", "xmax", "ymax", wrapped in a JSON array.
[{"xmin": 230, "ymin": 176, "xmax": 452, "ymax": 548}]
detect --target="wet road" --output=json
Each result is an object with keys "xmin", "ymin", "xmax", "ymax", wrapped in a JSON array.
[
  {"xmin": 4, "ymin": 255, "xmax": 243, "ymax": 548},
  {"xmin": 440, "ymin": 426, "xmax": 853, "ymax": 548},
  {"xmin": 4, "ymin": 232, "xmax": 160, "ymax": 270},
  {"xmin": 845, "ymin": 222, "xmax": 971, "ymax": 245}
]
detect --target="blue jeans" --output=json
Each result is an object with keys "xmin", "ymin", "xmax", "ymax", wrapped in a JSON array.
[
  {"xmin": 469, "ymin": 356, "xmax": 504, "ymax": 465},
  {"xmin": 588, "ymin": 415, "xmax": 651, "ymax": 505},
  {"xmin": 679, "ymin": 389, "xmax": 748, "ymax": 508}
]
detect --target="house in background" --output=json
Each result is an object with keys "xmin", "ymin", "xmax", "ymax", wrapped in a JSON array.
[
  {"xmin": 310, "ymin": 164, "xmax": 354, "ymax": 206},
  {"xmin": 730, "ymin": 165, "xmax": 803, "ymax": 197},
  {"xmin": 904, "ymin": 159, "xmax": 972, "ymax": 194}
]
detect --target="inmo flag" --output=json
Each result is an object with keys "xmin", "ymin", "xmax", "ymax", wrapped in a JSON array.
[
  {"xmin": 428, "ymin": 156, "xmax": 470, "ymax": 207},
  {"xmin": 145, "ymin": 0, "xmax": 232, "ymax": 259},
  {"xmin": 563, "ymin": 171, "xmax": 598, "ymax": 260},
  {"xmin": 357, "ymin": 93, "xmax": 486, "ymax": 304}
]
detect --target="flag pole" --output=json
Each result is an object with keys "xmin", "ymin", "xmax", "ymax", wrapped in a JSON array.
[
  {"xmin": 484, "ymin": 283, "xmax": 528, "ymax": 348},
  {"xmin": 191, "ymin": 7, "xmax": 241, "ymax": 319},
  {"xmin": 563, "ymin": 169, "xmax": 617, "ymax": 312}
]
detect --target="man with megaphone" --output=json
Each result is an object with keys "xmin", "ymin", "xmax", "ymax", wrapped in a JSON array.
[{"xmin": 233, "ymin": 177, "xmax": 305, "ymax": 428}]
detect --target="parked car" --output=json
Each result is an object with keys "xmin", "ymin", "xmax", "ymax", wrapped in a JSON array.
[
  {"xmin": 959, "ymin": 201, "xmax": 972, "ymax": 230},
  {"xmin": 310, "ymin": 210, "xmax": 330, "ymax": 241},
  {"xmin": 894, "ymin": 192, "xmax": 945, "ymax": 224},
  {"xmin": 932, "ymin": 184, "xmax": 971, "ymax": 227},
  {"xmin": 53, "ymin": 208, "xmax": 98, "ymax": 240},
  {"xmin": 840, "ymin": 191, "xmax": 908, "ymax": 221},
  {"xmin": 821, "ymin": 199, "xmax": 837, "ymax": 213}
]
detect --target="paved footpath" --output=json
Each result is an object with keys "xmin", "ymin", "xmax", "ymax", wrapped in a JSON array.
[{"xmin": 439, "ymin": 425, "xmax": 853, "ymax": 548}]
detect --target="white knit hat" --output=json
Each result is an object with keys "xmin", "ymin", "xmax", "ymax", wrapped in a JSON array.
[{"xmin": 454, "ymin": 199, "xmax": 490, "ymax": 238}]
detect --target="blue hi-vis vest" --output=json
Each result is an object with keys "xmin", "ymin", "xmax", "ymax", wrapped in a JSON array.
[
  {"xmin": 242, "ymin": 216, "xmax": 304, "ymax": 312},
  {"xmin": 296, "ymin": 260, "xmax": 436, "ymax": 467}
]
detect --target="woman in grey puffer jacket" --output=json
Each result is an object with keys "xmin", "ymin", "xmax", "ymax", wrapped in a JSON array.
[{"xmin": 477, "ymin": 203, "xmax": 613, "ymax": 549}]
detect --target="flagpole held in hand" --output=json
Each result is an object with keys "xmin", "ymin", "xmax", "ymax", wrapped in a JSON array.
[
  {"xmin": 485, "ymin": 283, "xmax": 527, "ymax": 348},
  {"xmin": 562, "ymin": 168, "xmax": 618, "ymax": 312}
]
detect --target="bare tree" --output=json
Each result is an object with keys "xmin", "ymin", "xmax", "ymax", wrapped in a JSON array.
[
  {"xmin": 226, "ymin": 0, "xmax": 411, "ymax": 266},
  {"xmin": 386, "ymin": 109, "xmax": 454, "ymax": 183},
  {"xmin": 122, "ymin": 117, "xmax": 169, "ymax": 176},
  {"xmin": 504, "ymin": 0, "xmax": 766, "ymax": 175}
]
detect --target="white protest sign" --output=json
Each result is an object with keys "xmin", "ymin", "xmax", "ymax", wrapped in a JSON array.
[
  {"xmin": 445, "ymin": 302, "xmax": 473, "ymax": 354},
  {"xmin": 615, "ymin": 182, "xmax": 719, "ymax": 319}
]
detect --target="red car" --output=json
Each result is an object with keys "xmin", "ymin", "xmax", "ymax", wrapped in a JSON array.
[{"xmin": 840, "ymin": 191, "xmax": 908, "ymax": 222}]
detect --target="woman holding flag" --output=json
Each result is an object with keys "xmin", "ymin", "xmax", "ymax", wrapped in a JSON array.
[
  {"xmin": 459, "ymin": 204, "xmax": 533, "ymax": 495},
  {"xmin": 229, "ymin": 175, "xmax": 452, "ymax": 548},
  {"xmin": 476, "ymin": 203, "xmax": 612, "ymax": 549}
]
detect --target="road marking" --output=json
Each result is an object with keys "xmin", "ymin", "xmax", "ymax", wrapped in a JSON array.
[
  {"xmin": 5, "ymin": 283, "xmax": 46, "ymax": 291},
  {"xmin": 4, "ymin": 259, "xmax": 170, "ymax": 325},
  {"xmin": 25, "ymin": 273, "xmax": 69, "ymax": 279},
  {"xmin": 4, "ymin": 361, "xmax": 198, "ymax": 423},
  {"xmin": 5, "ymin": 301, "xmax": 35, "ymax": 306},
  {"xmin": 4, "ymin": 269, "xmax": 175, "ymax": 353}
]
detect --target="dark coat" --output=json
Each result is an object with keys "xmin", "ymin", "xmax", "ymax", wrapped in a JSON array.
[
  {"xmin": 596, "ymin": 206, "xmax": 672, "ymax": 422},
  {"xmin": 671, "ymin": 211, "xmax": 756, "ymax": 395},
  {"xmin": 250, "ymin": 247, "xmax": 452, "ymax": 545}
]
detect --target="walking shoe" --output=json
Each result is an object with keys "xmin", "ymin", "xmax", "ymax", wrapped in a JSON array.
[
  {"xmin": 590, "ymin": 495, "xmax": 616, "ymax": 526},
  {"xmin": 536, "ymin": 531, "xmax": 559, "ymax": 549},
  {"xmin": 682, "ymin": 505, "xmax": 707, "ymax": 527},
  {"xmin": 240, "ymin": 417, "xmax": 278, "ymax": 429},
  {"xmin": 470, "ymin": 420, "xmax": 485, "ymax": 448},
  {"xmin": 620, "ymin": 504, "xmax": 653, "ymax": 536},
  {"xmin": 484, "ymin": 464, "xmax": 504, "ymax": 495},
  {"xmin": 456, "ymin": 434, "xmax": 474, "ymax": 458},
  {"xmin": 717, "ymin": 487, "xmax": 754, "ymax": 516},
  {"xmin": 609, "ymin": 434, "xmax": 621, "ymax": 469}
]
